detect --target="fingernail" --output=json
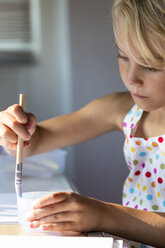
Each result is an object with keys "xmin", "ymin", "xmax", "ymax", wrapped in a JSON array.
[
  {"xmin": 32, "ymin": 200, "xmax": 39, "ymax": 209},
  {"xmin": 41, "ymin": 224, "xmax": 48, "ymax": 231},
  {"xmin": 29, "ymin": 222, "xmax": 33, "ymax": 228},
  {"xmin": 26, "ymin": 123, "xmax": 31, "ymax": 129},
  {"xmin": 32, "ymin": 204, "xmax": 37, "ymax": 209},
  {"xmin": 25, "ymin": 141, "xmax": 30, "ymax": 147}
]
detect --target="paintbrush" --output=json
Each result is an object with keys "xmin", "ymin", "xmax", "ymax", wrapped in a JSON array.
[{"xmin": 15, "ymin": 94, "xmax": 26, "ymax": 198}]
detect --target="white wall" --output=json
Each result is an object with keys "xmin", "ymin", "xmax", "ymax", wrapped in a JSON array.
[{"xmin": 0, "ymin": 0, "xmax": 72, "ymax": 119}]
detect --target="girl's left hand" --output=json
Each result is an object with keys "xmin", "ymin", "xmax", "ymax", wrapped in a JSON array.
[{"xmin": 26, "ymin": 192, "xmax": 107, "ymax": 233}]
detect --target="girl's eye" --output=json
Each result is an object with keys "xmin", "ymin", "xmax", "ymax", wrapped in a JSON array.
[
  {"xmin": 144, "ymin": 67, "xmax": 160, "ymax": 72},
  {"xmin": 117, "ymin": 54, "xmax": 129, "ymax": 61}
]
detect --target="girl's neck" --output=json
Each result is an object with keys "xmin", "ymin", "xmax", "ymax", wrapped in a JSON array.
[
  {"xmin": 147, "ymin": 107, "xmax": 165, "ymax": 124},
  {"xmin": 134, "ymin": 108, "xmax": 165, "ymax": 139}
]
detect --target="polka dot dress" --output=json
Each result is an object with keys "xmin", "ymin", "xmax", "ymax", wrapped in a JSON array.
[
  {"xmin": 123, "ymin": 105, "xmax": 165, "ymax": 212},
  {"xmin": 122, "ymin": 105, "xmax": 165, "ymax": 248}
]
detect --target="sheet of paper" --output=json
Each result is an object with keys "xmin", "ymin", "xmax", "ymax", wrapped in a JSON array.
[
  {"xmin": 0, "ymin": 236, "xmax": 114, "ymax": 248},
  {"xmin": 0, "ymin": 193, "xmax": 18, "ymax": 224}
]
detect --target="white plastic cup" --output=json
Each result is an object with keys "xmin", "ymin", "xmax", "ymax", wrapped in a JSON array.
[{"xmin": 17, "ymin": 191, "xmax": 53, "ymax": 232}]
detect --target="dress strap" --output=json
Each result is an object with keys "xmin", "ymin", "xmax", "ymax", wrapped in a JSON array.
[{"xmin": 123, "ymin": 105, "xmax": 143, "ymax": 137}]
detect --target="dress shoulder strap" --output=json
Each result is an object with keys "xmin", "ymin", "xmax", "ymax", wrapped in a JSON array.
[{"xmin": 123, "ymin": 105, "xmax": 143, "ymax": 136}]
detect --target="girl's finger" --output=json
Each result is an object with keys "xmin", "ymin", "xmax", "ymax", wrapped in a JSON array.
[
  {"xmin": 29, "ymin": 211, "xmax": 73, "ymax": 228},
  {"xmin": 6, "ymin": 104, "xmax": 27, "ymax": 124},
  {"xmin": 26, "ymin": 199, "xmax": 71, "ymax": 221},
  {"xmin": 40, "ymin": 222, "xmax": 82, "ymax": 236},
  {"xmin": 0, "ymin": 139, "xmax": 30, "ymax": 151},
  {"xmin": 32, "ymin": 192, "xmax": 70, "ymax": 209},
  {"xmin": 40, "ymin": 222, "xmax": 75, "ymax": 232},
  {"xmin": 0, "ymin": 123, "xmax": 17, "ymax": 143},
  {"xmin": 0, "ymin": 139, "xmax": 17, "ymax": 150},
  {"xmin": 25, "ymin": 113, "xmax": 36, "ymax": 136},
  {"xmin": 0, "ymin": 111, "xmax": 31, "ymax": 141}
]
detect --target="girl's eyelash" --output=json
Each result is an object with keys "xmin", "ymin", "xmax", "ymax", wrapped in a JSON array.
[
  {"xmin": 117, "ymin": 54, "xmax": 128, "ymax": 61},
  {"xmin": 117, "ymin": 54, "xmax": 160, "ymax": 72},
  {"xmin": 144, "ymin": 67, "xmax": 160, "ymax": 72}
]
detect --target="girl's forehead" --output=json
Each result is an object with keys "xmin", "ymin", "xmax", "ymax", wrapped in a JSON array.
[
  {"xmin": 115, "ymin": 38, "xmax": 142, "ymax": 61},
  {"xmin": 114, "ymin": 22, "xmax": 135, "ymax": 54},
  {"xmin": 114, "ymin": 23, "xmax": 148, "ymax": 65},
  {"xmin": 114, "ymin": 19, "xmax": 128, "ymax": 47}
]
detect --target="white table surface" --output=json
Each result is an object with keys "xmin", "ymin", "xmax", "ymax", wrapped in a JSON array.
[{"xmin": 0, "ymin": 153, "xmax": 148, "ymax": 248}]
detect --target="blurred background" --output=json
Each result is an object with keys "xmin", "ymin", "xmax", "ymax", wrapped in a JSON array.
[{"xmin": 0, "ymin": 0, "xmax": 128, "ymax": 204}]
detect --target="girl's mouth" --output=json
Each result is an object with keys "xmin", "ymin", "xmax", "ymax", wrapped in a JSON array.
[{"xmin": 131, "ymin": 93, "xmax": 148, "ymax": 99}]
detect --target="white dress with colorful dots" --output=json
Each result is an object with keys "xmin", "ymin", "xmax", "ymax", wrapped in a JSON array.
[{"xmin": 122, "ymin": 104, "xmax": 165, "ymax": 248}]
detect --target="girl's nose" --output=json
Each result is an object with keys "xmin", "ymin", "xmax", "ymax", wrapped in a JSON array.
[{"xmin": 126, "ymin": 63, "xmax": 143, "ymax": 86}]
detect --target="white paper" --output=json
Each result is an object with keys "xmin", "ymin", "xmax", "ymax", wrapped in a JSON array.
[
  {"xmin": 0, "ymin": 236, "xmax": 113, "ymax": 248},
  {"xmin": 0, "ymin": 193, "xmax": 18, "ymax": 223}
]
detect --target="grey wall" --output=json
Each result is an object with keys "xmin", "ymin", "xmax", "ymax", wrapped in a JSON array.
[
  {"xmin": 67, "ymin": 0, "xmax": 128, "ymax": 203},
  {"xmin": 0, "ymin": 0, "xmax": 129, "ymax": 204}
]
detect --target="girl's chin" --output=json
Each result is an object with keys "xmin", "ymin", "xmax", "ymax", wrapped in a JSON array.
[
  {"xmin": 134, "ymin": 101, "xmax": 162, "ymax": 112},
  {"xmin": 130, "ymin": 92, "xmax": 165, "ymax": 112},
  {"xmin": 132, "ymin": 99, "xmax": 153, "ymax": 112}
]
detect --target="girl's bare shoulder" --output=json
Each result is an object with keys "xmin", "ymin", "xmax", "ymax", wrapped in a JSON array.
[
  {"xmin": 78, "ymin": 91, "xmax": 134, "ymax": 134},
  {"xmin": 100, "ymin": 91, "xmax": 134, "ymax": 132}
]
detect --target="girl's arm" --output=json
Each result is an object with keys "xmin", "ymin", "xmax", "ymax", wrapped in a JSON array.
[
  {"xmin": 105, "ymin": 201, "xmax": 165, "ymax": 247},
  {"xmin": 2, "ymin": 92, "xmax": 133, "ymax": 157},
  {"xmin": 26, "ymin": 192, "xmax": 165, "ymax": 248}
]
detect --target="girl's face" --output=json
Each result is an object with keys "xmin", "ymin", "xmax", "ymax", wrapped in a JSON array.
[{"xmin": 116, "ymin": 31, "xmax": 165, "ymax": 112}]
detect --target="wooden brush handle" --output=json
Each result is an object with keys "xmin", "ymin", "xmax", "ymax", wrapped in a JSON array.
[{"xmin": 16, "ymin": 94, "xmax": 26, "ymax": 164}]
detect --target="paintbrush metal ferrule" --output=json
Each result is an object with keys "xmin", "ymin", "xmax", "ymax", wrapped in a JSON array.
[{"xmin": 15, "ymin": 162, "xmax": 23, "ymax": 198}]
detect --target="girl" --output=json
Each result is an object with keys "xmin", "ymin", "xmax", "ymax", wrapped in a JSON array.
[{"xmin": 0, "ymin": 0, "xmax": 165, "ymax": 247}]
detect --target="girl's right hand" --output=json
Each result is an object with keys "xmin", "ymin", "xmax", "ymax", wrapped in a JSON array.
[{"xmin": 0, "ymin": 104, "xmax": 36, "ymax": 151}]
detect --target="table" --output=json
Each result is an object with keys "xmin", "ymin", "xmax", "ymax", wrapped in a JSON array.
[
  {"xmin": 0, "ymin": 173, "xmax": 124, "ymax": 248},
  {"xmin": 0, "ymin": 173, "xmax": 78, "ymax": 236},
  {"xmin": 0, "ymin": 153, "xmax": 141, "ymax": 247}
]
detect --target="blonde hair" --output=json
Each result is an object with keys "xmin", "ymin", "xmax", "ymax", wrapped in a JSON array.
[{"xmin": 112, "ymin": 0, "xmax": 165, "ymax": 69}]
